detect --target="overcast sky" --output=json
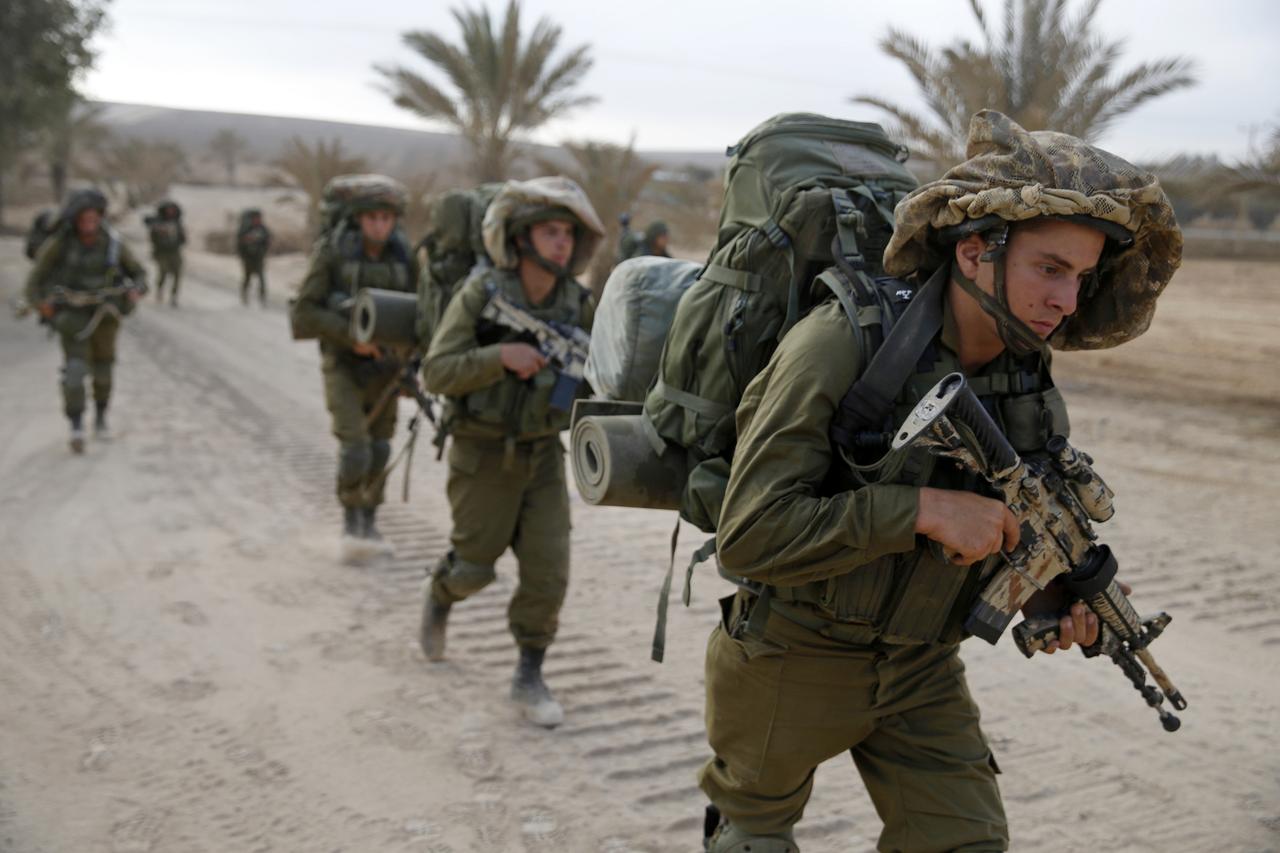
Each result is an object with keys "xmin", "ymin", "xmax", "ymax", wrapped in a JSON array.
[{"xmin": 84, "ymin": 0, "xmax": 1279, "ymax": 162}]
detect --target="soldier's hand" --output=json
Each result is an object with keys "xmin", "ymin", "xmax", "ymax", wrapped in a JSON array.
[
  {"xmin": 351, "ymin": 341, "xmax": 381, "ymax": 359},
  {"xmin": 500, "ymin": 343, "xmax": 547, "ymax": 379},
  {"xmin": 37, "ymin": 301, "xmax": 56, "ymax": 320},
  {"xmin": 1033, "ymin": 581, "xmax": 1131, "ymax": 655},
  {"xmin": 915, "ymin": 487, "xmax": 1020, "ymax": 566}
]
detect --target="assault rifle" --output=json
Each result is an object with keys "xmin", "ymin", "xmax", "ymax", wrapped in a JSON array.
[
  {"xmin": 14, "ymin": 281, "xmax": 149, "ymax": 337},
  {"xmin": 892, "ymin": 373, "xmax": 1187, "ymax": 732},
  {"xmin": 479, "ymin": 284, "xmax": 591, "ymax": 411}
]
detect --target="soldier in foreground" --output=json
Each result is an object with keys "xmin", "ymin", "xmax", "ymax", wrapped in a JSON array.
[
  {"xmin": 699, "ymin": 112, "xmax": 1181, "ymax": 851},
  {"xmin": 236, "ymin": 208, "xmax": 271, "ymax": 306},
  {"xmin": 24, "ymin": 189, "xmax": 147, "ymax": 452},
  {"xmin": 418, "ymin": 177, "xmax": 604, "ymax": 728},
  {"xmin": 146, "ymin": 200, "xmax": 186, "ymax": 307},
  {"xmin": 289, "ymin": 176, "xmax": 419, "ymax": 559}
]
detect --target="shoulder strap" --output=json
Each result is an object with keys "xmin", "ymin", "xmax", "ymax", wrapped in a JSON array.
[{"xmin": 829, "ymin": 264, "xmax": 948, "ymax": 450}]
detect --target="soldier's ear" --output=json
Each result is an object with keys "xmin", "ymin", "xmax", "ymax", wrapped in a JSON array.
[{"xmin": 953, "ymin": 234, "xmax": 985, "ymax": 280}]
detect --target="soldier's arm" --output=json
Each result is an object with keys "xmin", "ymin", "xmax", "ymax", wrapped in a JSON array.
[
  {"xmin": 24, "ymin": 236, "xmax": 61, "ymax": 304},
  {"xmin": 716, "ymin": 304, "xmax": 920, "ymax": 587},
  {"xmin": 423, "ymin": 275, "xmax": 507, "ymax": 396},
  {"xmin": 289, "ymin": 243, "xmax": 351, "ymax": 346}
]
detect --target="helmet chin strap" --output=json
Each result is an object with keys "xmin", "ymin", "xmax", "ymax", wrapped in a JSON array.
[
  {"xmin": 516, "ymin": 234, "xmax": 570, "ymax": 278},
  {"xmin": 950, "ymin": 226, "xmax": 1050, "ymax": 359}
]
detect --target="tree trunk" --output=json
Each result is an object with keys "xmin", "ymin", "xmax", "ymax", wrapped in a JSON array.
[{"xmin": 51, "ymin": 161, "xmax": 67, "ymax": 203}]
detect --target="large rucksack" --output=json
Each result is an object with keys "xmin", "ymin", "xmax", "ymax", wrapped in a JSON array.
[
  {"xmin": 416, "ymin": 183, "xmax": 503, "ymax": 346},
  {"xmin": 642, "ymin": 113, "xmax": 918, "ymax": 532},
  {"xmin": 25, "ymin": 210, "xmax": 58, "ymax": 260}
]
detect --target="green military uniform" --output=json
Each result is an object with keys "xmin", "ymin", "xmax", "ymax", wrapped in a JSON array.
[
  {"xmin": 699, "ymin": 110, "xmax": 1182, "ymax": 852},
  {"xmin": 237, "ymin": 214, "xmax": 271, "ymax": 305},
  {"xmin": 291, "ymin": 227, "xmax": 419, "ymax": 515},
  {"xmin": 424, "ymin": 266, "xmax": 594, "ymax": 648},
  {"xmin": 25, "ymin": 218, "xmax": 145, "ymax": 433},
  {"xmin": 147, "ymin": 203, "xmax": 185, "ymax": 306}
]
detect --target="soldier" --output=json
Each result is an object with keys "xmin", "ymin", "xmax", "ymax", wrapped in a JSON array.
[
  {"xmin": 418, "ymin": 176, "xmax": 604, "ymax": 728},
  {"xmin": 25, "ymin": 189, "xmax": 147, "ymax": 453},
  {"xmin": 698, "ymin": 111, "xmax": 1181, "ymax": 852},
  {"xmin": 146, "ymin": 199, "xmax": 186, "ymax": 307},
  {"xmin": 616, "ymin": 218, "xmax": 671, "ymax": 262},
  {"xmin": 236, "ymin": 209, "xmax": 271, "ymax": 306},
  {"xmin": 289, "ymin": 176, "xmax": 420, "ymax": 559}
]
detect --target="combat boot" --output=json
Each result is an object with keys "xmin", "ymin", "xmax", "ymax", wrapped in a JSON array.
[
  {"xmin": 705, "ymin": 819, "xmax": 798, "ymax": 853},
  {"xmin": 343, "ymin": 507, "xmax": 361, "ymax": 538},
  {"xmin": 511, "ymin": 646, "xmax": 564, "ymax": 728},
  {"xmin": 93, "ymin": 402, "xmax": 110, "ymax": 440},
  {"xmin": 419, "ymin": 588, "xmax": 450, "ymax": 662},
  {"xmin": 360, "ymin": 507, "xmax": 394, "ymax": 554},
  {"xmin": 68, "ymin": 415, "xmax": 85, "ymax": 455}
]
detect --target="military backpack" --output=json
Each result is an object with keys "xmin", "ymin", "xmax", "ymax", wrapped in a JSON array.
[{"xmin": 416, "ymin": 183, "xmax": 503, "ymax": 347}]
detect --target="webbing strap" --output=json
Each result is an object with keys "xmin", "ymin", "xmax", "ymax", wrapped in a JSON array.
[
  {"xmin": 847, "ymin": 184, "xmax": 897, "ymax": 230},
  {"xmin": 639, "ymin": 410, "xmax": 667, "ymax": 456},
  {"xmin": 702, "ymin": 264, "xmax": 763, "ymax": 293},
  {"xmin": 831, "ymin": 189, "xmax": 867, "ymax": 268},
  {"xmin": 651, "ymin": 527, "xmax": 718, "ymax": 663},
  {"xmin": 656, "ymin": 378, "xmax": 734, "ymax": 420},
  {"xmin": 830, "ymin": 264, "xmax": 947, "ymax": 449},
  {"xmin": 968, "ymin": 372, "xmax": 1043, "ymax": 396},
  {"xmin": 815, "ymin": 270, "xmax": 882, "ymax": 336}
]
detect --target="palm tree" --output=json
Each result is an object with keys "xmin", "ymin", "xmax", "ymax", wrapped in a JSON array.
[
  {"xmin": 271, "ymin": 136, "xmax": 368, "ymax": 234},
  {"xmin": 1220, "ymin": 121, "xmax": 1280, "ymax": 230},
  {"xmin": 376, "ymin": 0, "xmax": 596, "ymax": 182},
  {"xmin": 209, "ymin": 128, "xmax": 251, "ymax": 186},
  {"xmin": 540, "ymin": 137, "xmax": 657, "ymax": 291},
  {"xmin": 854, "ymin": 0, "xmax": 1197, "ymax": 169}
]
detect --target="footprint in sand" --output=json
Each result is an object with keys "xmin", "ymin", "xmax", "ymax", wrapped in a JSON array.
[
  {"xmin": 108, "ymin": 808, "xmax": 164, "ymax": 852},
  {"xmin": 152, "ymin": 677, "xmax": 217, "ymax": 702},
  {"xmin": 163, "ymin": 601, "xmax": 208, "ymax": 626}
]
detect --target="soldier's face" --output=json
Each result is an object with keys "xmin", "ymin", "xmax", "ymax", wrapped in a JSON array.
[
  {"xmin": 359, "ymin": 209, "xmax": 397, "ymax": 245},
  {"xmin": 528, "ymin": 220, "xmax": 575, "ymax": 268},
  {"xmin": 75, "ymin": 209, "xmax": 101, "ymax": 239},
  {"xmin": 973, "ymin": 220, "xmax": 1105, "ymax": 338},
  {"xmin": 651, "ymin": 233, "xmax": 669, "ymax": 253}
]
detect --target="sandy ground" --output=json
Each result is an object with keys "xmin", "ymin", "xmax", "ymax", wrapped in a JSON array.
[{"xmin": 0, "ymin": 241, "xmax": 1277, "ymax": 853}]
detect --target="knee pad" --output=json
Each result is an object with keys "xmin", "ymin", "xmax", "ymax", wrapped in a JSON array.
[
  {"xmin": 706, "ymin": 821, "xmax": 798, "ymax": 853},
  {"xmin": 436, "ymin": 551, "xmax": 497, "ymax": 598},
  {"xmin": 368, "ymin": 439, "xmax": 391, "ymax": 477},
  {"xmin": 62, "ymin": 357, "xmax": 90, "ymax": 389},
  {"xmin": 337, "ymin": 441, "xmax": 372, "ymax": 488}
]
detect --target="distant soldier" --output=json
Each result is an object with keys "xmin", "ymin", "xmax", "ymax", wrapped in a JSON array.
[
  {"xmin": 236, "ymin": 208, "xmax": 271, "ymax": 306},
  {"xmin": 617, "ymin": 219, "xmax": 671, "ymax": 262},
  {"xmin": 146, "ymin": 199, "xmax": 186, "ymax": 307},
  {"xmin": 24, "ymin": 189, "xmax": 147, "ymax": 453},
  {"xmin": 418, "ymin": 176, "xmax": 604, "ymax": 728},
  {"xmin": 289, "ymin": 175, "xmax": 420, "ymax": 559}
]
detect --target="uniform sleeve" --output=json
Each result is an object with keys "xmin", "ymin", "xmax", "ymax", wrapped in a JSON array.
[
  {"xmin": 24, "ymin": 236, "xmax": 61, "ymax": 304},
  {"xmin": 422, "ymin": 274, "xmax": 506, "ymax": 396},
  {"xmin": 716, "ymin": 304, "xmax": 920, "ymax": 587},
  {"xmin": 289, "ymin": 243, "xmax": 351, "ymax": 347},
  {"xmin": 118, "ymin": 241, "xmax": 146, "ymax": 284}
]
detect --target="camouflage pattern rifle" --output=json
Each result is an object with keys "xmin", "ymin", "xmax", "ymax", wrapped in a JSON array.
[
  {"xmin": 892, "ymin": 372, "xmax": 1187, "ymax": 732},
  {"xmin": 480, "ymin": 283, "xmax": 591, "ymax": 411}
]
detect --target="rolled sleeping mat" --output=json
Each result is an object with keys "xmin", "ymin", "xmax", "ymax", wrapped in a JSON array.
[
  {"xmin": 571, "ymin": 410, "xmax": 685, "ymax": 510},
  {"xmin": 352, "ymin": 288, "xmax": 419, "ymax": 346}
]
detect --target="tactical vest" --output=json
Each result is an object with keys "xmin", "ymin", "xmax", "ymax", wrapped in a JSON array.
[
  {"xmin": 767, "ymin": 271, "xmax": 1070, "ymax": 646},
  {"xmin": 330, "ymin": 228, "xmax": 412, "ymax": 295},
  {"xmin": 450, "ymin": 269, "xmax": 590, "ymax": 443},
  {"xmin": 149, "ymin": 220, "xmax": 183, "ymax": 253},
  {"xmin": 48, "ymin": 229, "xmax": 125, "ymax": 298}
]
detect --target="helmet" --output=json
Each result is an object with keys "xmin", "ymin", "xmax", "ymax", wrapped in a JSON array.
[
  {"xmin": 60, "ymin": 188, "xmax": 108, "ymax": 223},
  {"xmin": 643, "ymin": 220, "xmax": 669, "ymax": 242},
  {"xmin": 156, "ymin": 199, "xmax": 182, "ymax": 219},
  {"xmin": 884, "ymin": 110, "xmax": 1182, "ymax": 351},
  {"xmin": 482, "ymin": 176, "xmax": 605, "ymax": 277}
]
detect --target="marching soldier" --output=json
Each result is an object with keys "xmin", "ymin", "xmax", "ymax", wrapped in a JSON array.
[
  {"xmin": 289, "ymin": 175, "xmax": 420, "ymax": 559},
  {"xmin": 698, "ymin": 112, "xmax": 1182, "ymax": 852},
  {"xmin": 146, "ymin": 200, "xmax": 186, "ymax": 307},
  {"xmin": 25, "ymin": 189, "xmax": 147, "ymax": 452},
  {"xmin": 418, "ymin": 176, "xmax": 604, "ymax": 728},
  {"xmin": 237, "ymin": 208, "xmax": 272, "ymax": 306}
]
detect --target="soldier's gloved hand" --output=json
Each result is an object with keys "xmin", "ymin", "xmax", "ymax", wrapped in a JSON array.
[
  {"xmin": 500, "ymin": 343, "xmax": 547, "ymax": 380},
  {"xmin": 37, "ymin": 301, "xmax": 56, "ymax": 320},
  {"xmin": 915, "ymin": 487, "xmax": 1020, "ymax": 567}
]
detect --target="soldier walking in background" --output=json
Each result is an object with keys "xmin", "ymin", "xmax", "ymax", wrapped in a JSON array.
[
  {"xmin": 617, "ymin": 219, "xmax": 671, "ymax": 262},
  {"xmin": 146, "ymin": 199, "xmax": 186, "ymax": 307},
  {"xmin": 698, "ymin": 112, "xmax": 1182, "ymax": 852},
  {"xmin": 289, "ymin": 175, "xmax": 420, "ymax": 561},
  {"xmin": 418, "ymin": 176, "xmax": 604, "ymax": 728},
  {"xmin": 236, "ymin": 209, "xmax": 272, "ymax": 306},
  {"xmin": 24, "ymin": 189, "xmax": 147, "ymax": 453}
]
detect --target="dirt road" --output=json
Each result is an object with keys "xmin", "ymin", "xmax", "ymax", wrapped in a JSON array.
[{"xmin": 1, "ymin": 240, "xmax": 1277, "ymax": 852}]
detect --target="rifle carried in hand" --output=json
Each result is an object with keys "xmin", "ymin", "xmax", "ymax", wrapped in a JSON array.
[
  {"xmin": 479, "ymin": 283, "xmax": 591, "ymax": 411},
  {"xmin": 892, "ymin": 373, "xmax": 1187, "ymax": 732}
]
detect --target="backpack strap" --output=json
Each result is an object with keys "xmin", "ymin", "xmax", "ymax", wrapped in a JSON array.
[{"xmin": 829, "ymin": 264, "xmax": 949, "ymax": 451}]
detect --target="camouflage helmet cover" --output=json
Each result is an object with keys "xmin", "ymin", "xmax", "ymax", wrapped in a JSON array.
[
  {"xmin": 482, "ymin": 176, "xmax": 605, "ymax": 276},
  {"xmin": 883, "ymin": 110, "xmax": 1183, "ymax": 350},
  {"xmin": 323, "ymin": 173, "xmax": 407, "ymax": 217}
]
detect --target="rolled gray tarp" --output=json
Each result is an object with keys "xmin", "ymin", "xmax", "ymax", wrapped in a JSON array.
[
  {"xmin": 352, "ymin": 288, "xmax": 419, "ymax": 347},
  {"xmin": 570, "ymin": 401, "xmax": 684, "ymax": 510}
]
